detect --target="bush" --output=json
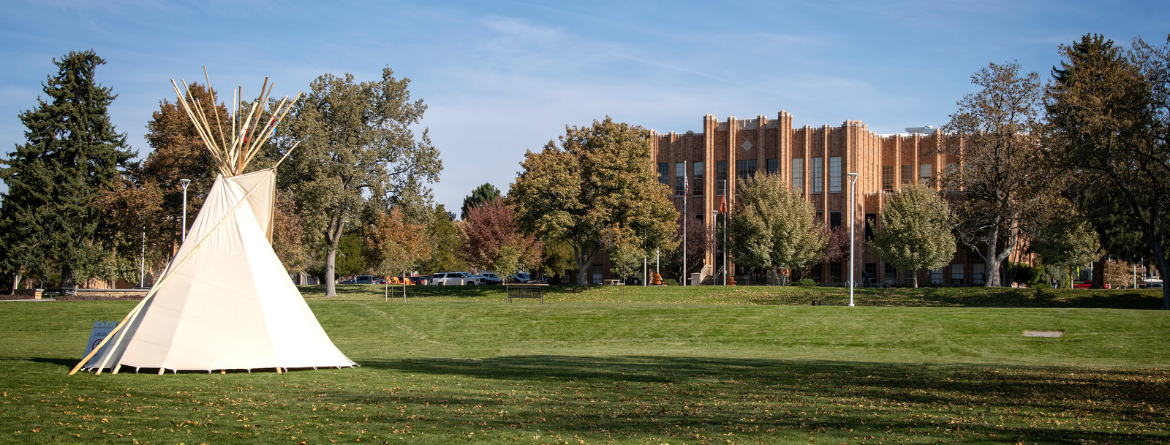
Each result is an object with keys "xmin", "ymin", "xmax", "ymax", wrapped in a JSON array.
[
  {"xmin": 791, "ymin": 278, "xmax": 818, "ymax": 287},
  {"xmin": 662, "ymin": 278, "xmax": 679, "ymax": 286}
]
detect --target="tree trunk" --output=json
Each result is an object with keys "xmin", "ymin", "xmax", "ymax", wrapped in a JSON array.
[
  {"xmin": 576, "ymin": 260, "xmax": 589, "ymax": 286},
  {"xmin": 9, "ymin": 273, "xmax": 19, "ymax": 295},
  {"xmin": 1090, "ymin": 256, "xmax": 1107, "ymax": 289},
  {"xmin": 325, "ymin": 245, "xmax": 338, "ymax": 297},
  {"xmin": 61, "ymin": 264, "xmax": 75, "ymax": 288},
  {"xmin": 912, "ymin": 272, "xmax": 919, "ymax": 289},
  {"xmin": 1153, "ymin": 243, "xmax": 1169, "ymax": 310},
  {"xmin": 574, "ymin": 245, "xmax": 597, "ymax": 286}
]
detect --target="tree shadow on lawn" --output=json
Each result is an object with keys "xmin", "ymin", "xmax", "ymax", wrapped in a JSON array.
[{"xmin": 358, "ymin": 355, "xmax": 1168, "ymax": 443}]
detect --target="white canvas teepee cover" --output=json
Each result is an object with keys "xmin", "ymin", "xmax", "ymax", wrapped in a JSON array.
[{"xmin": 85, "ymin": 169, "xmax": 354, "ymax": 372}]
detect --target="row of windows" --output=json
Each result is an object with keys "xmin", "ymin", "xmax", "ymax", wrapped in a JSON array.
[{"xmin": 661, "ymin": 160, "xmax": 950, "ymax": 195}]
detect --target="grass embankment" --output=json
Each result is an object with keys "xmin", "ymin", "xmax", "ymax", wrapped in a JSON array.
[{"xmin": 0, "ymin": 287, "xmax": 1166, "ymax": 444}]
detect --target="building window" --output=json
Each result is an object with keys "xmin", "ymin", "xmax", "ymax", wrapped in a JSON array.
[
  {"xmin": 829, "ymin": 156, "xmax": 842, "ymax": 193},
  {"xmin": 792, "ymin": 159, "xmax": 804, "ymax": 192},
  {"xmin": 972, "ymin": 263, "xmax": 985, "ymax": 285},
  {"xmin": 736, "ymin": 159, "xmax": 757, "ymax": 183},
  {"xmin": 920, "ymin": 164, "xmax": 932, "ymax": 183},
  {"xmin": 884, "ymin": 264, "xmax": 896, "ymax": 284},
  {"xmin": 904, "ymin": 269, "xmax": 915, "ymax": 284},
  {"xmin": 810, "ymin": 157, "xmax": 823, "ymax": 194},
  {"xmin": 882, "ymin": 165, "xmax": 894, "ymax": 191},
  {"xmin": 930, "ymin": 267, "xmax": 944, "ymax": 285},
  {"xmin": 716, "ymin": 161, "xmax": 728, "ymax": 195},
  {"xmin": 830, "ymin": 262, "xmax": 842, "ymax": 281},
  {"xmin": 766, "ymin": 158, "xmax": 778, "ymax": 175},
  {"xmin": 810, "ymin": 263, "xmax": 823, "ymax": 281},
  {"xmin": 830, "ymin": 211, "xmax": 842, "ymax": 229},
  {"xmin": 901, "ymin": 165, "xmax": 913, "ymax": 185},
  {"xmin": 592, "ymin": 265, "xmax": 603, "ymax": 285},
  {"xmin": 865, "ymin": 263, "xmax": 878, "ymax": 285},
  {"xmin": 951, "ymin": 263, "xmax": 964, "ymax": 285},
  {"xmin": 865, "ymin": 213, "xmax": 876, "ymax": 241},
  {"xmin": 658, "ymin": 163, "xmax": 668, "ymax": 185},
  {"xmin": 692, "ymin": 162, "xmax": 705, "ymax": 196},
  {"xmin": 675, "ymin": 162, "xmax": 685, "ymax": 196}
]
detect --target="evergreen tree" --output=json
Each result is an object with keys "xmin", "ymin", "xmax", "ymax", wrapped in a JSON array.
[
  {"xmin": 461, "ymin": 182, "xmax": 501, "ymax": 220},
  {"xmin": 0, "ymin": 50, "xmax": 134, "ymax": 288},
  {"xmin": 1046, "ymin": 34, "xmax": 1170, "ymax": 308}
]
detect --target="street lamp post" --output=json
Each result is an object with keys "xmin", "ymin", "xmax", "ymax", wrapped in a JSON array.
[
  {"xmin": 848, "ymin": 172, "xmax": 859, "ymax": 307},
  {"xmin": 139, "ymin": 225, "xmax": 146, "ymax": 289},
  {"xmin": 180, "ymin": 179, "xmax": 191, "ymax": 242}
]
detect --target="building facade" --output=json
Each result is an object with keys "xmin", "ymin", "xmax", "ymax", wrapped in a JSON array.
[{"xmin": 650, "ymin": 112, "xmax": 985, "ymax": 286}]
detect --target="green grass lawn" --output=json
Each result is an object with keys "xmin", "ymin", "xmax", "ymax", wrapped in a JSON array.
[{"xmin": 0, "ymin": 285, "xmax": 1167, "ymax": 444}]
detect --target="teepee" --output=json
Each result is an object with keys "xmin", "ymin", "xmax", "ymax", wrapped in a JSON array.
[{"xmin": 72, "ymin": 72, "xmax": 355, "ymax": 375}]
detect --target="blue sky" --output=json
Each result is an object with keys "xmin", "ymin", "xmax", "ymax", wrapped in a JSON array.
[{"xmin": 2, "ymin": 0, "xmax": 1167, "ymax": 213}]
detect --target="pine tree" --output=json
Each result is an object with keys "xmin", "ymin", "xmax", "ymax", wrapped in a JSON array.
[{"xmin": 0, "ymin": 50, "xmax": 134, "ymax": 288}]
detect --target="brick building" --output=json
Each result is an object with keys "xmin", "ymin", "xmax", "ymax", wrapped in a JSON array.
[{"xmin": 648, "ymin": 111, "xmax": 986, "ymax": 287}]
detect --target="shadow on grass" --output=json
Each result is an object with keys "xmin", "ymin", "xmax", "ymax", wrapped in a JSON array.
[
  {"xmin": 12, "ymin": 354, "xmax": 1167, "ymax": 443},
  {"xmin": 354, "ymin": 355, "xmax": 1168, "ymax": 443},
  {"xmin": 353, "ymin": 353, "xmax": 1160, "ymax": 442}
]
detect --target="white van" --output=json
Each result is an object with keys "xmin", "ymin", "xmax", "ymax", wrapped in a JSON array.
[{"xmin": 430, "ymin": 272, "xmax": 482, "ymax": 285}]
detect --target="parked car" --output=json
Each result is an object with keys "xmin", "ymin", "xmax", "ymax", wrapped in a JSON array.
[
  {"xmin": 1073, "ymin": 282, "xmax": 1112, "ymax": 289},
  {"xmin": 477, "ymin": 273, "xmax": 503, "ymax": 285},
  {"xmin": 339, "ymin": 278, "xmax": 356, "ymax": 284},
  {"xmin": 509, "ymin": 271, "xmax": 532, "ymax": 283},
  {"xmin": 353, "ymin": 275, "xmax": 375, "ymax": 284},
  {"xmin": 373, "ymin": 277, "xmax": 387, "ymax": 285},
  {"xmin": 430, "ymin": 272, "xmax": 482, "ymax": 285},
  {"xmin": 408, "ymin": 275, "xmax": 430, "ymax": 285}
]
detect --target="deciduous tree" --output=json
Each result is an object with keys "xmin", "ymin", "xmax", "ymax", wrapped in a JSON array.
[
  {"xmin": 364, "ymin": 207, "xmax": 431, "ymax": 297},
  {"xmin": 510, "ymin": 117, "xmax": 677, "ymax": 286},
  {"xmin": 417, "ymin": 204, "xmax": 467, "ymax": 273},
  {"xmin": 943, "ymin": 61, "xmax": 1047, "ymax": 287},
  {"xmin": 728, "ymin": 175, "xmax": 827, "ymax": 284},
  {"xmin": 0, "ymin": 50, "xmax": 135, "ymax": 287},
  {"xmin": 868, "ymin": 184, "xmax": 956, "ymax": 288},
  {"xmin": 275, "ymin": 68, "xmax": 441, "ymax": 296},
  {"xmin": 462, "ymin": 198, "xmax": 542, "ymax": 280}
]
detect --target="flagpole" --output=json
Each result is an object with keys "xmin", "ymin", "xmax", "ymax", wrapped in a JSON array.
[
  {"xmin": 722, "ymin": 179, "xmax": 727, "ymax": 286},
  {"xmin": 682, "ymin": 161, "xmax": 687, "ymax": 287}
]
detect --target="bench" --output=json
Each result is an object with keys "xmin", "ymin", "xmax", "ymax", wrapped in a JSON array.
[
  {"xmin": 603, "ymin": 279, "xmax": 624, "ymax": 286},
  {"xmin": 506, "ymin": 284, "xmax": 547, "ymax": 303}
]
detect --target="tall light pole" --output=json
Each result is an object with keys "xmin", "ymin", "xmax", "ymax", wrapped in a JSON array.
[
  {"xmin": 180, "ymin": 178, "xmax": 191, "ymax": 242},
  {"xmin": 848, "ymin": 172, "xmax": 859, "ymax": 307},
  {"xmin": 139, "ymin": 225, "xmax": 146, "ymax": 289}
]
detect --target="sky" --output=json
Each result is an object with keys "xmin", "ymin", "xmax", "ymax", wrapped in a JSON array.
[{"xmin": 2, "ymin": 0, "xmax": 1167, "ymax": 214}]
